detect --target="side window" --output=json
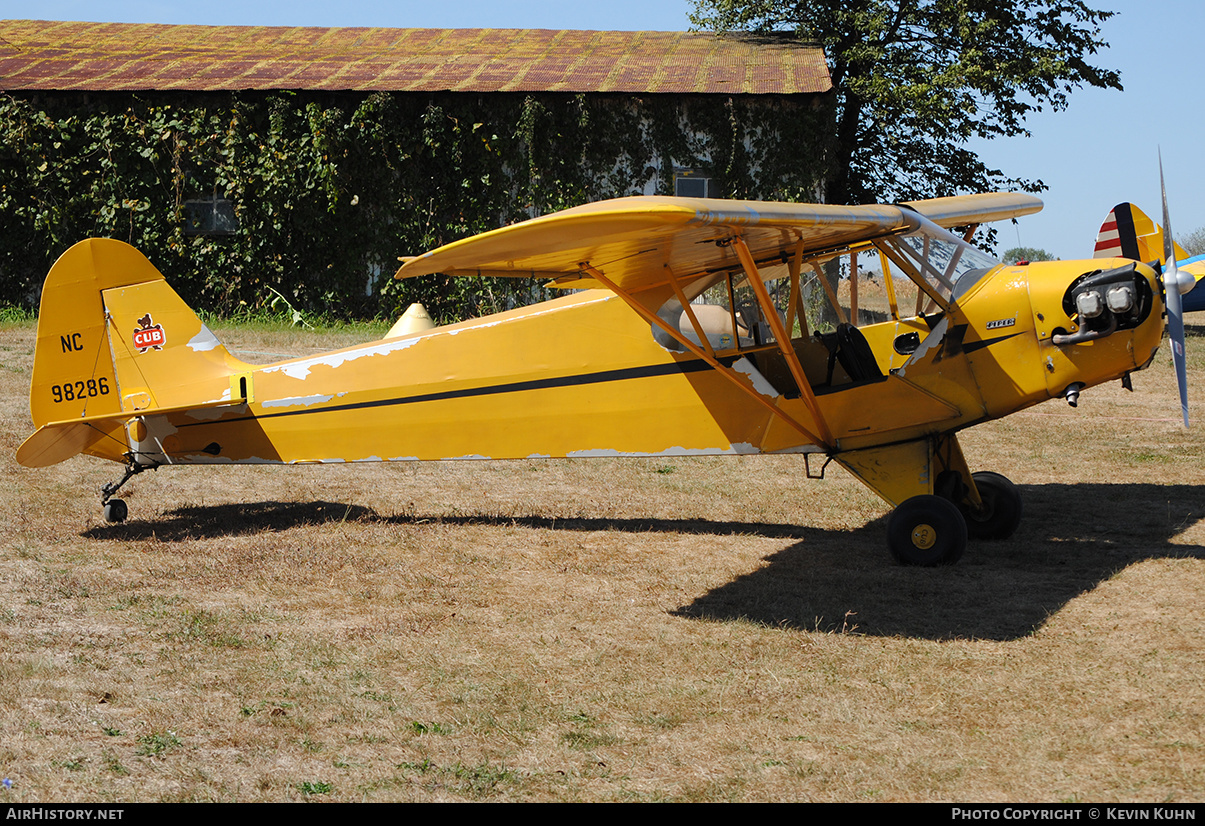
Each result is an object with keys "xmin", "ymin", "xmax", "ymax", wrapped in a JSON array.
[
  {"xmin": 653, "ymin": 270, "xmax": 793, "ymax": 353},
  {"xmin": 653, "ymin": 276, "xmax": 748, "ymax": 353},
  {"xmin": 843, "ymin": 250, "xmax": 924, "ymax": 324},
  {"xmin": 799, "ymin": 250, "xmax": 927, "ymax": 330}
]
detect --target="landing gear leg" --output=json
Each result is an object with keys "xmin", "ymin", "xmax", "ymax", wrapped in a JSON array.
[
  {"xmin": 835, "ymin": 435, "xmax": 1008, "ymax": 566},
  {"xmin": 100, "ymin": 458, "xmax": 157, "ymax": 523}
]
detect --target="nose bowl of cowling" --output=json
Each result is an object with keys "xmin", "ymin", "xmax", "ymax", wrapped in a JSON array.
[{"xmin": 1025, "ymin": 259, "xmax": 1163, "ymax": 404}]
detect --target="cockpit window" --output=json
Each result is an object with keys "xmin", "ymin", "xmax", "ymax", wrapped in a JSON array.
[{"xmin": 649, "ymin": 207, "xmax": 1004, "ymax": 353}]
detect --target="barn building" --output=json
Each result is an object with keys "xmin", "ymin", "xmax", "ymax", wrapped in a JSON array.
[{"xmin": 0, "ymin": 20, "xmax": 832, "ymax": 318}]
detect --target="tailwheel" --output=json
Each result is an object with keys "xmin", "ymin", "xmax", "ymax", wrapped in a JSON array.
[
  {"xmin": 100, "ymin": 458, "xmax": 155, "ymax": 524},
  {"xmin": 887, "ymin": 494, "xmax": 968, "ymax": 566},
  {"xmin": 961, "ymin": 471, "xmax": 1022, "ymax": 540},
  {"xmin": 103, "ymin": 498, "xmax": 128, "ymax": 524}
]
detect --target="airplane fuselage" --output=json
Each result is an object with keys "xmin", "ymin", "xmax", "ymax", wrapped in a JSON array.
[{"xmin": 105, "ymin": 257, "xmax": 1163, "ymax": 472}]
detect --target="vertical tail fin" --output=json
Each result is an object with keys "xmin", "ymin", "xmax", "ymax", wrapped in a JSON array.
[
  {"xmin": 27, "ymin": 239, "xmax": 249, "ymax": 461},
  {"xmin": 1094, "ymin": 202, "xmax": 1188, "ymax": 264}
]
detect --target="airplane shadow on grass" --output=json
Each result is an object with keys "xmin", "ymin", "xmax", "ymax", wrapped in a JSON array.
[
  {"xmin": 85, "ymin": 482, "xmax": 1205, "ymax": 642},
  {"xmin": 674, "ymin": 481, "xmax": 1205, "ymax": 641}
]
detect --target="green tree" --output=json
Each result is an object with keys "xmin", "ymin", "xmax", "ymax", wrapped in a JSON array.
[
  {"xmin": 1001, "ymin": 246, "xmax": 1056, "ymax": 263},
  {"xmin": 689, "ymin": 0, "xmax": 1121, "ymax": 205}
]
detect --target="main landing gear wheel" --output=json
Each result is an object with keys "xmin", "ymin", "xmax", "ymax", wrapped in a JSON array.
[
  {"xmin": 960, "ymin": 471, "xmax": 1022, "ymax": 540},
  {"xmin": 887, "ymin": 494, "xmax": 968, "ymax": 566}
]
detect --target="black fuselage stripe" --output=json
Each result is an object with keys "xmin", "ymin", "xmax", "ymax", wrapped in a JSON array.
[
  {"xmin": 179, "ymin": 356, "xmax": 732, "ymax": 428},
  {"xmin": 178, "ymin": 330, "xmax": 1025, "ymax": 430},
  {"xmin": 963, "ymin": 331, "xmax": 1022, "ymax": 353}
]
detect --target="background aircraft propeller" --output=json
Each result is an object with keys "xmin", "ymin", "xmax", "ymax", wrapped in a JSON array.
[{"xmin": 1160, "ymin": 152, "xmax": 1192, "ymax": 427}]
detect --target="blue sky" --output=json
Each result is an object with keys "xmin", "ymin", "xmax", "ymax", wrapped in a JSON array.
[{"xmin": 3, "ymin": 0, "xmax": 1201, "ymax": 260}]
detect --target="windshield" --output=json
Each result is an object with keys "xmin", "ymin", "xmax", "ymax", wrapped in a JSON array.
[{"xmin": 875, "ymin": 210, "xmax": 1002, "ymax": 306}]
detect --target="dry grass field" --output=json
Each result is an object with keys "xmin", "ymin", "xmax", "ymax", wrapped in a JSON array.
[{"xmin": 1, "ymin": 317, "xmax": 1203, "ymax": 802}]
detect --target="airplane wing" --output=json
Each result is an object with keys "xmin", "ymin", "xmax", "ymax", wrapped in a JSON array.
[
  {"xmin": 1181, "ymin": 256, "xmax": 1205, "ymax": 313},
  {"xmin": 395, "ymin": 193, "xmax": 1043, "ymax": 291},
  {"xmin": 395, "ymin": 192, "xmax": 1041, "ymax": 452}
]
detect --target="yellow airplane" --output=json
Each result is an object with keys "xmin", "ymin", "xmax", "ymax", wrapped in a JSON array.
[{"xmin": 16, "ymin": 189, "xmax": 1192, "ymax": 566}]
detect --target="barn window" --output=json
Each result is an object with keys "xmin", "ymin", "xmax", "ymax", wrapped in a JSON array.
[
  {"xmin": 673, "ymin": 168, "xmax": 716, "ymax": 199},
  {"xmin": 183, "ymin": 197, "xmax": 238, "ymax": 236}
]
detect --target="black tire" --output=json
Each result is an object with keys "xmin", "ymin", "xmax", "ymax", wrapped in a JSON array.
[
  {"xmin": 103, "ymin": 498, "xmax": 128, "ymax": 524},
  {"xmin": 887, "ymin": 494, "xmax": 968, "ymax": 566},
  {"xmin": 962, "ymin": 471, "xmax": 1022, "ymax": 540}
]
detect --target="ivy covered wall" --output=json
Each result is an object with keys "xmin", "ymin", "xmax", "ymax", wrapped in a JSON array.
[{"xmin": 0, "ymin": 90, "xmax": 832, "ymax": 321}]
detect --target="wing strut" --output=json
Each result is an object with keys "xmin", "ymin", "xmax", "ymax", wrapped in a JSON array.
[
  {"xmin": 666, "ymin": 269, "xmax": 717, "ymax": 360},
  {"xmin": 809, "ymin": 262, "xmax": 848, "ymax": 325},
  {"xmin": 579, "ymin": 263, "xmax": 832, "ymax": 450},
  {"xmin": 731, "ymin": 237, "xmax": 834, "ymax": 446}
]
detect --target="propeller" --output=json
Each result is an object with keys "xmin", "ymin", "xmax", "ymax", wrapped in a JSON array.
[{"xmin": 1160, "ymin": 151, "xmax": 1193, "ymax": 427}]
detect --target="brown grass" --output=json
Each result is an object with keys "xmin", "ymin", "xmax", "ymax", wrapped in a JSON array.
[{"xmin": 1, "ymin": 318, "xmax": 1204, "ymax": 802}]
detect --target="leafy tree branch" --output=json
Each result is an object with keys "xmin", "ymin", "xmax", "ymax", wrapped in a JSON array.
[{"xmin": 689, "ymin": 0, "xmax": 1122, "ymax": 204}]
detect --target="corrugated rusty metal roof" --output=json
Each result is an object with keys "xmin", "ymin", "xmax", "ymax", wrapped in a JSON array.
[{"xmin": 0, "ymin": 20, "xmax": 831, "ymax": 95}]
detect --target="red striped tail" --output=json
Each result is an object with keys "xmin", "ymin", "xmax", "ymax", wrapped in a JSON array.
[
  {"xmin": 1092, "ymin": 203, "xmax": 1185, "ymax": 264},
  {"xmin": 1093, "ymin": 204, "xmax": 1142, "ymax": 260}
]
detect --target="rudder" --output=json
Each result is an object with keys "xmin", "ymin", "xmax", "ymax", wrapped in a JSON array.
[{"xmin": 1094, "ymin": 203, "xmax": 1188, "ymax": 264}]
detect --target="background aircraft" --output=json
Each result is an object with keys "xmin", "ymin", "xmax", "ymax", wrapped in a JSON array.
[{"xmin": 1094, "ymin": 200, "xmax": 1205, "ymax": 312}]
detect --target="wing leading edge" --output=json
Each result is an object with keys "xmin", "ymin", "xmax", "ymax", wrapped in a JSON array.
[{"xmin": 394, "ymin": 193, "xmax": 1043, "ymax": 292}]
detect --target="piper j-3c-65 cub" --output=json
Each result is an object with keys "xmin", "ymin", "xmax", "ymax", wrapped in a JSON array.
[{"xmin": 17, "ymin": 188, "xmax": 1193, "ymax": 566}]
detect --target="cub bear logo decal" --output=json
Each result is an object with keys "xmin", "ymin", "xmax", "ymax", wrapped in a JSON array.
[{"xmin": 132, "ymin": 313, "xmax": 165, "ymax": 353}]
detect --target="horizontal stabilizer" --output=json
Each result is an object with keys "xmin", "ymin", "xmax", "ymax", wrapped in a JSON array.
[
  {"xmin": 17, "ymin": 420, "xmax": 114, "ymax": 468},
  {"xmin": 17, "ymin": 397, "xmax": 246, "ymax": 469}
]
